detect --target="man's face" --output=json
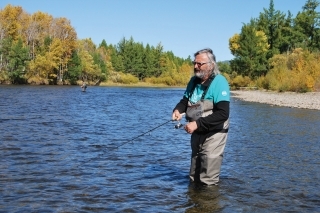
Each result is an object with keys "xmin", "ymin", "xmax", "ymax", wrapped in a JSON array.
[{"xmin": 193, "ymin": 53, "xmax": 212, "ymax": 80}]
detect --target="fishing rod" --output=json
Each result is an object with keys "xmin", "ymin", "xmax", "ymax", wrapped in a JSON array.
[
  {"xmin": 75, "ymin": 113, "xmax": 185, "ymax": 168},
  {"xmin": 113, "ymin": 113, "xmax": 185, "ymax": 150}
]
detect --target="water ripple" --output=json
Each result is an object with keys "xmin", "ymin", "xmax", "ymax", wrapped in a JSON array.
[{"xmin": 0, "ymin": 85, "xmax": 320, "ymax": 212}]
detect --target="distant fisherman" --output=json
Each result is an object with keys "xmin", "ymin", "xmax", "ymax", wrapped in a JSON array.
[{"xmin": 81, "ymin": 81, "xmax": 87, "ymax": 92}]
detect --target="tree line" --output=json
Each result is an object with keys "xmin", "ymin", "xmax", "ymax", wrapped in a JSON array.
[
  {"xmin": 226, "ymin": 0, "xmax": 320, "ymax": 92},
  {"xmin": 1, "ymin": 1, "xmax": 320, "ymax": 92},
  {"xmin": 0, "ymin": 4, "xmax": 193, "ymax": 86}
]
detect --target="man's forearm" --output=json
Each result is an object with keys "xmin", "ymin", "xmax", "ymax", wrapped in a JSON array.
[{"xmin": 196, "ymin": 101, "xmax": 229, "ymax": 131}]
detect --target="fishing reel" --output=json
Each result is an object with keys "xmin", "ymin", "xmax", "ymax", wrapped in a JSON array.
[
  {"xmin": 173, "ymin": 112, "xmax": 186, "ymax": 129},
  {"xmin": 174, "ymin": 122, "xmax": 183, "ymax": 129}
]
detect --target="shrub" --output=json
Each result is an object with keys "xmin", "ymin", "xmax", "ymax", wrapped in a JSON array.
[
  {"xmin": 108, "ymin": 71, "xmax": 121, "ymax": 83},
  {"xmin": 232, "ymin": 75, "xmax": 252, "ymax": 88},
  {"xmin": 255, "ymin": 76, "xmax": 268, "ymax": 89},
  {"xmin": 0, "ymin": 71, "xmax": 9, "ymax": 84},
  {"xmin": 119, "ymin": 73, "xmax": 139, "ymax": 84},
  {"xmin": 27, "ymin": 76, "xmax": 49, "ymax": 85}
]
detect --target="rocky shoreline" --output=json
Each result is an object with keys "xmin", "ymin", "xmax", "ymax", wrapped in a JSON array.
[{"xmin": 231, "ymin": 90, "xmax": 320, "ymax": 110}]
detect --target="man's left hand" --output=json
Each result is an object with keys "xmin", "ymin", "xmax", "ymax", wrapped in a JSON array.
[{"xmin": 184, "ymin": 121, "xmax": 198, "ymax": 134}]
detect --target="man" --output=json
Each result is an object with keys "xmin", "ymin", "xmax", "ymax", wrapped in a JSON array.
[
  {"xmin": 81, "ymin": 81, "xmax": 87, "ymax": 92},
  {"xmin": 172, "ymin": 48, "xmax": 230, "ymax": 185}
]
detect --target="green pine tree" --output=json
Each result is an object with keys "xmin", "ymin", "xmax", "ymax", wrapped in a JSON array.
[
  {"xmin": 293, "ymin": 0, "xmax": 320, "ymax": 51},
  {"xmin": 231, "ymin": 23, "xmax": 269, "ymax": 78},
  {"xmin": 8, "ymin": 38, "xmax": 29, "ymax": 84},
  {"xmin": 256, "ymin": 0, "xmax": 288, "ymax": 58},
  {"xmin": 66, "ymin": 50, "xmax": 82, "ymax": 84}
]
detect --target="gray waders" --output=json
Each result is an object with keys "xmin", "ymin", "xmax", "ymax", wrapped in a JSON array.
[
  {"xmin": 186, "ymin": 76, "xmax": 229, "ymax": 185},
  {"xmin": 189, "ymin": 119, "xmax": 229, "ymax": 185}
]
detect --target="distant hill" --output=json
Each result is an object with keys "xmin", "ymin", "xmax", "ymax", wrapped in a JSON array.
[{"xmin": 218, "ymin": 60, "xmax": 230, "ymax": 64}]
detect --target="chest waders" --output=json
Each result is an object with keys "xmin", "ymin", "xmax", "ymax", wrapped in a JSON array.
[
  {"xmin": 185, "ymin": 75, "xmax": 215, "ymax": 123},
  {"xmin": 186, "ymin": 75, "xmax": 229, "ymax": 185}
]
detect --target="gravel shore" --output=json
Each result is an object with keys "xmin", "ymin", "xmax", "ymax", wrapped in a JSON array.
[{"xmin": 231, "ymin": 90, "xmax": 320, "ymax": 110}]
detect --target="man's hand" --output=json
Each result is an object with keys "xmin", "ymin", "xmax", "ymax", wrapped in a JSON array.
[
  {"xmin": 172, "ymin": 110, "xmax": 183, "ymax": 121},
  {"xmin": 184, "ymin": 121, "xmax": 198, "ymax": 134}
]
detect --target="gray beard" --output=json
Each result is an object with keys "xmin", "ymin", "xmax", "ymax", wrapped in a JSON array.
[
  {"xmin": 195, "ymin": 70, "xmax": 206, "ymax": 79},
  {"xmin": 195, "ymin": 69, "xmax": 214, "ymax": 79}
]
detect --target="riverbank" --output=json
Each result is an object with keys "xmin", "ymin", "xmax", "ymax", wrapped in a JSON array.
[
  {"xmin": 99, "ymin": 81, "xmax": 184, "ymax": 88},
  {"xmin": 231, "ymin": 90, "xmax": 320, "ymax": 110}
]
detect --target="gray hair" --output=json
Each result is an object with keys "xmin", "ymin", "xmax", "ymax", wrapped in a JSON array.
[{"xmin": 194, "ymin": 48, "xmax": 220, "ymax": 76}]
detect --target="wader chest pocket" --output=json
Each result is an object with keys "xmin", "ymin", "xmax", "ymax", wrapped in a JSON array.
[{"xmin": 186, "ymin": 101, "xmax": 203, "ymax": 122}]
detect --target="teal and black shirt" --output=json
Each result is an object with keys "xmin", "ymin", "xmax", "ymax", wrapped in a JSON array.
[
  {"xmin": 173, "ymin": 74, "xmax": 230, "ymax": 133},
  {"xmin": 185, "ymin": 74, "xmax": 230, "ymax": 103}
]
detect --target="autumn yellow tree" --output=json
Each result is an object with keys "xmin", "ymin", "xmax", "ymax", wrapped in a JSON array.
[
  {"xmin": 76, "ymin": 39, "xmax": 102, "ymax": 83},
  {"xmin": 49, "ymin": 17, "xmax": 77, "ymax": 83},
  {"xmin": 263, "ymin": 48, "xmax": 320, "ymax": 92},
  {"xmin": 0, "ymin": 5, "xmax": 24, "ymax": 41}
]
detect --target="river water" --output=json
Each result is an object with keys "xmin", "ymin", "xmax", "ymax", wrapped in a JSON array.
[{"xmin": 1, "ymin": 85, "xmax": 319, "ymax": 213}]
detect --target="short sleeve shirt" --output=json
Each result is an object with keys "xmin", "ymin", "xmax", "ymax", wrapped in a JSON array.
[{"xmin": 184, "ymin": 74, "xmax": 230, "ymax": 104}]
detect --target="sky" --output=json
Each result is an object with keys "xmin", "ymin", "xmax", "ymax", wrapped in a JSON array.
[{"xmin": 0, "ymin": 0, "xmax": 315, "ymax": 61}]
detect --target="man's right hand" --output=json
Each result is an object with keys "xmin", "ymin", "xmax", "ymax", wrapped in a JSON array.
[{"xmin": 172, "ymin": 110, "xmax": 183, "ymax": 121}]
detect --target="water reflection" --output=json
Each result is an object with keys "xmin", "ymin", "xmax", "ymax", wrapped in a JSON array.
[{"xmin": 186, "ymin": 183, "xmax": 222, "ymax": 213}]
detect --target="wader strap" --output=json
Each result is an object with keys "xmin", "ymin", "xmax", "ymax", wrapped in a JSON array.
[{"xmin": 188, "ymin": 75, "xmax": 216, "ymax": 101}]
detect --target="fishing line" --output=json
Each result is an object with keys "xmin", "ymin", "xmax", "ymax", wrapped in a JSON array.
[
  {"xmin": 76, "ymin": 113, "xmax": 185, "ymax": 167},
  {"xmin": 113, "ymin": 113, "xmax": 185, "ymax": 150},
  {"xmin": 113, "ymin": 119, "xmax": 173, "ymax": 149}
]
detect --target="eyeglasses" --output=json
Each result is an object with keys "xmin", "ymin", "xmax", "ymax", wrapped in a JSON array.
[{"xmin": 192, "ymin": 61, "xmax": 209, "ymax": 67}]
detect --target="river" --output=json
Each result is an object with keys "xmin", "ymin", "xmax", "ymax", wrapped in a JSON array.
[{"xmin": 1, "ymin": 85, "xmax": 319, "ymax": 212}]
